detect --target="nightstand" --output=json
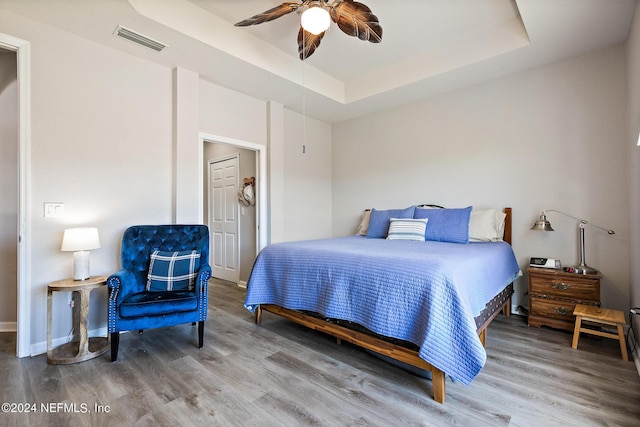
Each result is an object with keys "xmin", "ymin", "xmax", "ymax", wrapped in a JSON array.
[
  {"xmin": 527, "ymin": 267, "xmax": 601, "ymax": 331},
  {"xmin": 47, "ymin": 276, "xmax": 110, "ymax": 364}
]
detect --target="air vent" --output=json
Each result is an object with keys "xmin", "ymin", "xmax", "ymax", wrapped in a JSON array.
[{"xmin": 113, "ymin": 25, "xmax": 167, "ymax": 52}]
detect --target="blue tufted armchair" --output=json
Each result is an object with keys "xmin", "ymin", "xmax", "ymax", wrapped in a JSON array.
[{"xmin": 107, "ymin": 225, "xmax": 211, "ymax": 361}]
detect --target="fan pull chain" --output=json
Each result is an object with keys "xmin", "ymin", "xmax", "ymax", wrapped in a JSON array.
[{"xmin": 302, "ymin": 32, "xmax": 307, "ymax": 155}]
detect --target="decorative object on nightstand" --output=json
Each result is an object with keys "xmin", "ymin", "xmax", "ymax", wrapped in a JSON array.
[
  {"xmin": 531, "ymin": 210, "xmax": 614, "ymax": 275},
  {"xmin": 527, "ymin": 267, "xmax": 600, "ymax": 331},
  {"xmin": 572, "ymin": 304, "xmax": 628, "ymax": 361},
  {"xmin": 47, "ymin": 276, "xmax": 110, "ymax": 364},
  {"xmin": 61, "ymin": 227, "xmax": 101, "ymax": 280}
]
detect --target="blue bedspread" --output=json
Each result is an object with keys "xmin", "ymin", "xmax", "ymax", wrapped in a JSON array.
[{"xmin": 244, "ymin": 236, "xmax": 520, "ymax": 385}]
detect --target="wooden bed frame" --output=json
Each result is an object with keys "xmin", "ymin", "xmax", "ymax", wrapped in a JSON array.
[{"xmin": 254, "ymin": 207, "xmax": 513, "ymax": 404}]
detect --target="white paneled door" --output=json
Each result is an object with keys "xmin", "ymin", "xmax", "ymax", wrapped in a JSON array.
[{"xmin": 209, "ymin": 156, "xmax": 239, "ymax": 283}]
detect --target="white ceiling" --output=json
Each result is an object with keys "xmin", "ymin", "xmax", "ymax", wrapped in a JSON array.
[{"xmin": 2, "ymin": 0, "xmax": 637, "ymax": 123}]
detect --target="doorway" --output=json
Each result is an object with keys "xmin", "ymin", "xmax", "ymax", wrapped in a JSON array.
[
  {"xmin": 0, "ymin": 32, "xmax": 31, "ymax": 357},
  {"xmin": 0, "ymin": 49, "xmax": 18, "ymax": 333},
  {"xmin": 201, "ymin": 133, "xmax": 266, "ymax": 287}
]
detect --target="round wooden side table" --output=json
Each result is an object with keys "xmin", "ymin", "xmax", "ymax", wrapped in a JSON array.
[{"xmin": 47, "ymin": 275, "xmax": 110, "ymax": 364}]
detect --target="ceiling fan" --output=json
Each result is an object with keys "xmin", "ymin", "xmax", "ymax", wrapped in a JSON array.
[{"xmin": 235, "ymin": 0, "xmax": 383, "ymax": 60}]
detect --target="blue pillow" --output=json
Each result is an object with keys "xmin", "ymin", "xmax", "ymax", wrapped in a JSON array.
[
  {"xmin": 413, "ymin": 206, "xmax": 472, "ymax": 243},
  {"xmin": 146, "ymin": 250, "xmax": 201, "ymax": 292},
  {"xmin": 365, "ymin": 206, "xmax": 416, "ymax": 238}
]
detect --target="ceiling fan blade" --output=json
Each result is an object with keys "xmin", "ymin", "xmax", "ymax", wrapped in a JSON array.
[
  {"xmin": 298, "ymin": 26, "xmax": 325, "ymax": 60},
  {"xmin": 330, "ymin": 0, "xmax": 382, "ymax": 43},
  {"xmin": 235, "ymin": 2, "xmax": 302, "ymax": 27}
]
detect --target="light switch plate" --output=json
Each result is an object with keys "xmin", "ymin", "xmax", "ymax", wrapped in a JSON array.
[{"xmin": 44, "ymin": 202, "xmax": 64, "ymax": 218}]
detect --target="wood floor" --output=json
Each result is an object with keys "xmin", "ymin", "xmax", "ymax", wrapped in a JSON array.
[{"xmin": 1, "ymin": 279, "xmax": 639, "ymax": 426}]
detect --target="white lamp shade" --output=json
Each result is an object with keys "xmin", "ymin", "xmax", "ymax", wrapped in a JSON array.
[
  {"xmin": 61, "ymin": 227, "xmax": 101, "ymax": 252},
  {"xmin": 301, "ymin": 6, "xmax": 331, "ymax": 35}
]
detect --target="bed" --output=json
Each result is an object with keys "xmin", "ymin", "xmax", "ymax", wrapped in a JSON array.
[{"xmin": 244, "ymin": 206, "xmax": 519, "ymax": 404}]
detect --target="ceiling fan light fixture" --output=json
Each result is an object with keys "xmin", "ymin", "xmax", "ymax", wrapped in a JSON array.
[
  {"xmin": 301, "ymin": 5, "xmax": 331, "ymax": 35},
  {"xmin": 235, "ymin": 0, "xmax": 382, "ymax": 60}
]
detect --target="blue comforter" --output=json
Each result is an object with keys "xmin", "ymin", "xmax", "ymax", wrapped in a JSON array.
[{"xmin": 244, "ymin": 236, "xmax": 520, "ymax": 385}]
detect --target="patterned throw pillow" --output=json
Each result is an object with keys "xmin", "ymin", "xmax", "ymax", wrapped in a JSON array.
[
  {"xmin": 146, "ymin": 250, "xmax": 201, "ymax": 292},
  {"xmin": 386, "ymin": 218, "xmax": 428, "ymax": 241}
]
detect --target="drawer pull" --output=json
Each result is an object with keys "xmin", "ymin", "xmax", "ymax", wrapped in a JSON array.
[
  {"xmin": 554, "ymin": 307, "xmax": 568, "ymax": 315},
  {"xmin": 551, "ymin": 282, "xmax": 571, "ymax": 291}
]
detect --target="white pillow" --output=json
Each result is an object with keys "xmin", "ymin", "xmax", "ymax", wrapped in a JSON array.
[
  {"xmin": 356, "ymin": 209, "xmax": 371, "ymax": 236},
  {"xmin": 386, "ymin": 217, "xmax": 428, "ymax": 241},
  {"xmin": 469, "ymin": 209, "xmax": 506, "ymax": 242}
]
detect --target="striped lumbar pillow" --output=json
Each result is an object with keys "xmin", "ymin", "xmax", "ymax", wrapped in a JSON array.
[{"xmin": 386, "ymin": 217, "xmax": 428, "ymax": 241}]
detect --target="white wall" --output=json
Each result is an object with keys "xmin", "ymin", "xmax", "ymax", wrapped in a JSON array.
[
  {"xmin": 332, "ymin": 45, "xmax": 630, "ymax": 314},
  {"xmin": 626, "ymin": 2, "xmax": 640, "ymax": 355},
  {"xmin": 0, "ymin": 51, "xmax": 17, "ymax": 329},
  {"xmin": 197, "ymin": 80, "xmax": 333, "ymax": 242},
  {"xmin": 198, "ymin": 80, "xmax": 268, "ymax": 147},
  {"xmin": 283, "ymin": 108, "xmax": 333, "ymax": 241},
  {"xmin": 0, "ymin": 10, "xmax": 175, "ymax": 352},
  {"xmin": 0, "ymin": 9, "xmax": 333, "ymax": 354}
]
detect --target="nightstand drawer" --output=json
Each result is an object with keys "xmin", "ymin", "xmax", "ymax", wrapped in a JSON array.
[
  {"xmin": 529, "ymin": 297, "xmax": 579, "ymax": 323},
  {"xmin": 529, "ymin": 275, "xmax": 599, "ymax": 301}
]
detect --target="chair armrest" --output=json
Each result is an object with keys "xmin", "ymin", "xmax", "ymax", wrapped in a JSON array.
[
  {"xmin": 194, "ymin": 264, "xmax": 211, "ymax": 321},
  {"xmin": 107, "ymin": 269, "xmax": 137, "ymax": 305},
  {"xmin": 196, "ymin": 264, "xmax": 212, "ymax": 295}
]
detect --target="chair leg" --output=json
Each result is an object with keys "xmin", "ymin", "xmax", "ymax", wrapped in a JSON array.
[
  {"xmin": 110, "ymin": 332, "xmax": 119, "ymax": 362},
  {"xmin": 198, "ymin": 321, "xmax": 204, "ymax": 348}
]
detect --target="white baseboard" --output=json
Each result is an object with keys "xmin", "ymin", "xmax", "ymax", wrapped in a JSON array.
[
  {"xmin": 0, "ymin": 322, "xmax": 17, "ymax": 332},
  {"xmin": 238, "ymin": 280, "xmax": 247, "ymax": 289},
  {"xmin": 30, "ymin": 326, "xmax": 108, "ymax": 356}
]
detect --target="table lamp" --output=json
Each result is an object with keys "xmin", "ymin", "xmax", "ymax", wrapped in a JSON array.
[
  {"xmin": 531, "ymin": 210, "xmax": 614, "ymax": 274},
  {"xmin": 61, "ymin": 227, "xmax": 101, "ymax": 280}
]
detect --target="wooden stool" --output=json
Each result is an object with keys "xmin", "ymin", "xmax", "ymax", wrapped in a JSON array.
[{"xmin": 572, "ymin": 304, "xmax": 628, "ymax": 361}]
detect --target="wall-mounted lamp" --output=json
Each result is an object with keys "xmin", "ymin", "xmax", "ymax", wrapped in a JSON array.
[
  {"xmin": 531, "ymin": 210, "xmax": 614, "ymax": 275},
  {"xmin": 301, "ymin": 3, "xmax": 331, "ymax": 35},
  {"xmin": 61, "ymin": 227, "xmax": 101, "ymax": 280}
]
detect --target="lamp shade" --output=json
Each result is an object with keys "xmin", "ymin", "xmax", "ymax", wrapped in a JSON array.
[
  {"xmin": 301, "ymin": 6, "xmax": 331, "ymax": 35},
  {"xmin": 61, "ymin": 227, "xmax": 101, "ymax": 252},
  {"xmin": 531, "ymin": 212, "xmax": 555, "ymax": 231}
]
